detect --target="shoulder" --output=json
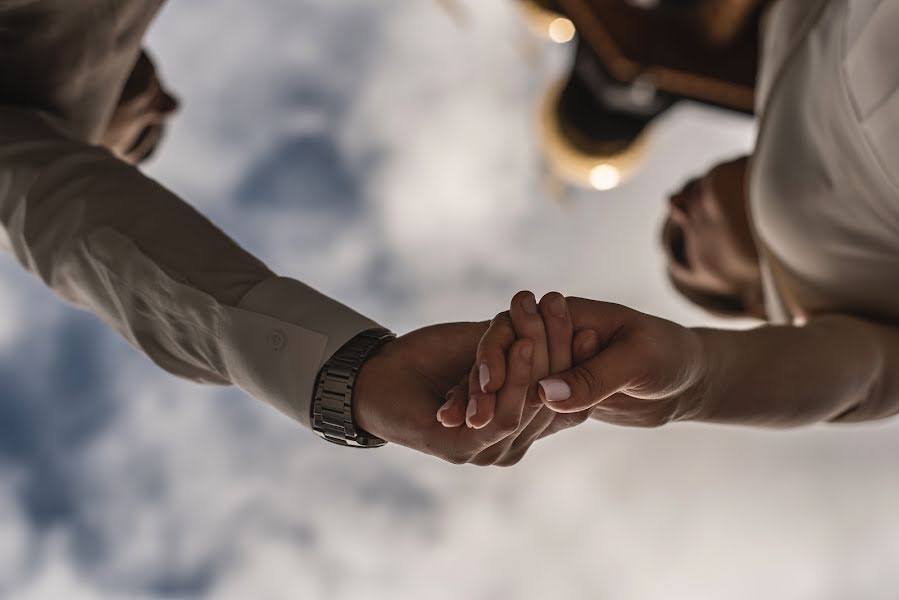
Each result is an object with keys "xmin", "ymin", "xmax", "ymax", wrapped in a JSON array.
[
  {"xmin": 755, "ymin": 0, "xmax": 831, "ymax": 115},
  {"xmin": 841, "ymin": 1, "xmax": 899, "ymax": 193}
]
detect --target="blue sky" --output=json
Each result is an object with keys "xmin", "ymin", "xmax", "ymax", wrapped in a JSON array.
[{"xmin": 1, "ymin": 1, "xmax": 898, "ymax": 599}]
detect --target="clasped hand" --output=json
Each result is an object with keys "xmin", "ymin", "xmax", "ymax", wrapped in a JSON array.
[{"xmin": 353, "ymin": 292, "xmax": 706, "ymax": 466}]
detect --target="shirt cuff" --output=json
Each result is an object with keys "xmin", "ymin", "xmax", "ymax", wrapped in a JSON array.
[{"xmin": 220, "ymin": 277, "xmax": 382, "ymax": 428}]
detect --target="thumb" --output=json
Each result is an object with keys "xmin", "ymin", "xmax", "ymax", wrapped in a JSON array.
[{"xmin": 537, "ymin": 337, "xmax": 639, "ymax": 413}]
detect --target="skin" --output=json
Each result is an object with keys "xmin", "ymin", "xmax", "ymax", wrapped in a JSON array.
[
  {"xmin": 435, "ymin": 158, "xmax": 899, "ymax": 447},
  {"xmin": 351, "ymin": 296, "xmax": 600, "ymax": 467},
  {"xmin": 438, "ymin": 157, "xmax": 764, "ymax": 434},
  {"xmin": 97, "ymin": 52, "xmax": 898, "ymax": 464},
  {"xmin": 352, "ymin": 321, "xmax": 537, "ymax": 466},
  {"xmin": 42, "ymin": 0, "xmax": 891, "ymax": 474},
  {"xmin": 661, "ymin": 156, "xmax": 766, "ymax": 319},
  {"xmin": 98, "ymin": 50, "xmax": 180, "ymax": 165},
  {"xmin": 98, "ymin": 50, "xmax": 573, "ymax": 467},
  {"xmin": 38, "ymin": 5, "xmax": 585, "ymax": 466},
  {"xmin": 460, "ymin": 293, "xmax": 899, "ymax": 433},
  {"xmin": 439, "ymin": 292, "xmax": 600, "ymax": 466}
]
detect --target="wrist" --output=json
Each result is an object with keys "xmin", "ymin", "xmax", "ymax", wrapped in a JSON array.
[
  {"xmin": 311, "ymin": 328, "xmax": 394, "ymax": 447},
  {"xmin": 672, "ymin": 327, "xmax": 720, "ymax": 423},
  {"xmin": 351, "ymin": 346, "xmax": 390, "ymax": 436}
]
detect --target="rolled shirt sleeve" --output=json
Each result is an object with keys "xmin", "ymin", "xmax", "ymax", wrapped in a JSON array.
[{"xmin": 0, "ymin": 107, "xmax": 380, "ymax": 428}]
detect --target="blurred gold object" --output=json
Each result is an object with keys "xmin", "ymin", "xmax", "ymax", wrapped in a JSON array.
[
  {"xmin": 538, "ymin": 81, "xmax": 650, "ymax": 191},
  {"xmin": 548, "ymin": 16, "xmax": 577, "ymax": 43},
  {"xmin": 529, "ymin": 0, "xmax": 765, "ymax": 191},
  {"xmin": 518, "ymin": 0, "xmax": 576, "ymax": 43}
]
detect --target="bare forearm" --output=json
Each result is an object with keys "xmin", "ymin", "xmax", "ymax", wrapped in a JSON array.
[{"xmin": 687, "ymin": 315, "xmax": 897, "ymax": 427}]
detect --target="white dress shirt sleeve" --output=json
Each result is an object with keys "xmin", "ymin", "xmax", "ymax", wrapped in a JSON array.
[{"xmin": 0, "ymin": 106, "xmax": 381, "ymax": 428}]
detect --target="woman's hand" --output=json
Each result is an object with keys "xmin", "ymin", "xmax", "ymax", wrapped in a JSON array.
[
  {"xmin": 436, "ymin": 291, "xmax": 600, "ymax": 466},
  {"xmin": 539, "ymin": 297, "xmax": 707, "ymax": 427},
  {"xmin": 428, "ymin": 296, "xmax": 899, "ymax": 444},
  {"xmin": 454, "ymin": 296, "xmax": 708, "ymax": 430}
]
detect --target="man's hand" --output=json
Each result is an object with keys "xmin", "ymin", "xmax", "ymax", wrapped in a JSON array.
[
  {"xmin": 351, "ymin": 322, "xmax": 537, "ymax": 465},
  {"xmin": 434, "ymin": 292, "xmax": 601, "ymax": 466}
]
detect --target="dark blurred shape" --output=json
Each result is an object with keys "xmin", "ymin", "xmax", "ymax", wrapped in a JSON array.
[{"xmin": 524, "ymin": 0, "xmax": 770, "ymax": 189}]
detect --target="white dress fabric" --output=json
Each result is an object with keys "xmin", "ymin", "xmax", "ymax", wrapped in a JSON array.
[{"xmin": 751, "ymin": 0, "xmax": 899, "ymax": 324}]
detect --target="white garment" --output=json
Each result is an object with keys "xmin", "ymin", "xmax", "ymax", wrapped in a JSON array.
[
  {"xmin": 0, "ymin": 1, "xmax": 380, "ymax": 428},
  {"xmin": 752, "ymin": 0, "xmax": 899, "ymax": 324}
]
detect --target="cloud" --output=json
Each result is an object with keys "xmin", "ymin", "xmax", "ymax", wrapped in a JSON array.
[{"xmin": 1, "ymin": 1, "xmax": 898, "ymax": 599}]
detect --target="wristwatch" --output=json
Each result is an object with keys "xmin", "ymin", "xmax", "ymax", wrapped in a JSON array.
[{"xmin": 311, "ymin": 328, "xmax": 396, "ymax": 448}]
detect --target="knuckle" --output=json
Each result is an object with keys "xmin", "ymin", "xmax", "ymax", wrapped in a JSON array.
[
  {"xmin": 471, "ymin": 447, "xmax": 503, "ymax": 466},
  {"xmin": 574, "ymin": 411, "xmax": 593, "ymax": 426},
  {"xmin": 444, "ymin": 450, "xmax": 470, "ymax": 465},
  {"xmin": 511, "ymin": 354, "xmax": 532, "ymax": 381},
  {"xmin": 494, "ymin": 414, "xmax": 521, "ymax": 436},
  {"xmin": 557, "ymin": 412, "xmax": 589, "ymax": 430},
  {"xmin": 483, "ymin": 313, "xmax": 515, "ymax": 349},
  {"xmin": 491, "ymin": 311, "xmax": 511, "ymax": 327},
  {"xmin": 496, "ymin": 452, "xmax": 525, "ymax": 468},
  {"xmin": 541, "ymin": 291, "xmax": 563, "ymax": 302},
  {"xmin": 539, "ymin": 292, "xmax": 563, "ymax": 311}
]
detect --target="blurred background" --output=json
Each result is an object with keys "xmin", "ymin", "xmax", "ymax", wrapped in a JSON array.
[{"xmin": 1, "ymin": 1, "xmax": 898, "ymax": 598}]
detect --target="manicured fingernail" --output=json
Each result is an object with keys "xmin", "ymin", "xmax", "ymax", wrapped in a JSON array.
[
  {"xmin": 522, "ymin": 293, "xmax": 538, "ymax": 315},
  {"xmin": 539, "ymin": 379, "xmax": 571, "ymax": 402},
  {"xmin": 478, "ymin": 363, "xmax": 490, "ymax": 393},
  {"xmin": 548, "ymin": 294, "xmax": 566, "ymax": 318},
  {"xmin": 437, "ymin": 394, "xmax": 455, "ymax": 425},
  {"xmin": 465, "ymin": 397, "xmax": 478, "ymax": 427}
]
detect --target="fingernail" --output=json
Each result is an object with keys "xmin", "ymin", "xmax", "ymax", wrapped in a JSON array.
[
  {"xmin": 465, "ymin": 397, "xmax": 478, "ymax": 427},
  {"xmin": 437, "ymin": 394, "xmax": 455, "ymax": 425},
  {"xmin": 478, "ymin": 363, "xmax": 490, "ymax": 393},
  {"xmin": 549, "ymin": 294, "xmax": 566, "ymax": 318},
  {"xmin": 539, "ymin": 379, "xmax": 571, "ymax": 402},
  {"xmin": 522, "ymin": 293, "xmax": 538, "ymax": 315}
]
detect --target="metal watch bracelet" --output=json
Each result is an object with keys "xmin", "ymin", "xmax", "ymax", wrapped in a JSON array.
[{"xmin": 311, "ymin": 328, "xmax": 396, "ymax": 448}]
